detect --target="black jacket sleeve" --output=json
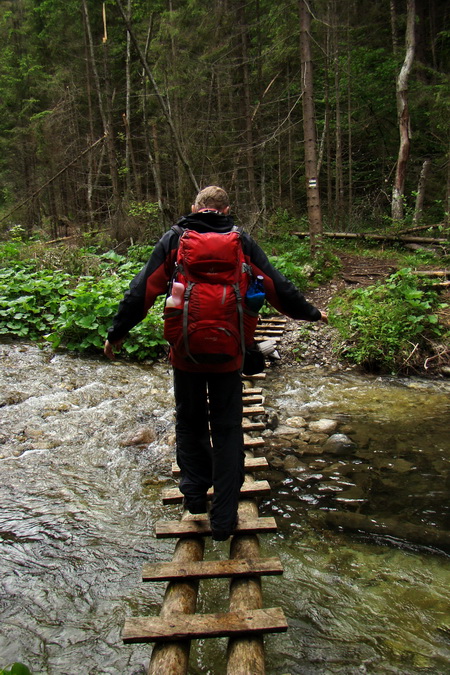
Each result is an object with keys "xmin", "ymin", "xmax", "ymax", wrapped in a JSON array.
[
  {"xmin": 107, "ymin": 229, "xmax": 178, "ymax": 343},
  {"xmin": 242, "ymin": 233, "xmax": 322, "ymax": 322}
]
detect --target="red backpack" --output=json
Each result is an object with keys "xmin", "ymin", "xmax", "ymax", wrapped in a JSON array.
[{"xmin": 163, "ymin": 227, "xmax": 259, "ymax": 366}]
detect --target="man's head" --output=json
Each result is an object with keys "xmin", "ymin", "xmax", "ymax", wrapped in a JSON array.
[{"xmin": 192, "ymin": 186, "xmax": 230, "ymax": 214}]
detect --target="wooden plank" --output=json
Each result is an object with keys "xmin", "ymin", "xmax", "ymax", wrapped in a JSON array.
[
  {"xmin": 161, "ymin": 480, "xmax": 270, "ymax": 505},
  {"xmin": 142, "ymin": 556, "xmax": 283, "ymax": 582},
  {"xmin": 155, "ymin": 516, "xmax": 278, "ymax": 539},
  {"xmin": 260, "ymin": 317, "xmax": 286, "ymax": 323},
  {"xmin": 123, "ymin": 607, "xmax": 288, "ymax": 643},
  {"xmin": 243, "ymin": 405, "xmax": 265, "ymax": 416},
  {"xmin": 254, "ymin": 329, "xmax": 284, "ymax": 336},
  {"xmin": 242, "ymin": 420, "xmax": 266, "ymax": 431},
  {"xmin": 243, "ymin": 456, "xmax": 268, "ymax": 470},
  {"xmin": 254, "ymin": 335, "xmax": 280, "ymax": 343},
  {"xmin": 242, "ymin": 394, "xmax": 264, "ymax": 405},
  {"xmin": 171, "ymin": 455, "xmax": 267, "ymax": 477},
  {"xmin": 242, "ymin": 372, "xmax": 266, "ymax": 380},
  {"xmin": 243, "ymin": 436, "xmax": 265, "ymax": 449}
]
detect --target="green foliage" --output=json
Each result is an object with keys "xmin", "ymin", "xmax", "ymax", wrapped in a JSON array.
[
  {"xmin": 266, "ymin": 238, "xmax": 341, "ymax": 290},
  {"xmin": 0, "ymin": 243, "xmax": 166, "ymax": 360},
  {"xmin": 45, "ymin": 277, "xmax": 166, "ymax": 360},
  {"xmin": 329, "ymin": 269, "xmax": 448, "ymax": 373},
  {"xmin": 0, "ymin": 664, "xmax": 32, "ymax": 675},
  {"xmin": 0, "ymin": 265, "xmax": 71, "ymax": 339},
  {"xmin": 127, "ymin": 201, "xmax": 160, "ymax": 222}
]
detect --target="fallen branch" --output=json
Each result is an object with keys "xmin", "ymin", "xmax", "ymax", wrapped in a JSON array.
[
  {"xmin": 292, "ymin": 231, "xmax": 449, "ymax": 245},
  {"xmin": 397, "ymin": 223, "xmax": 446, "ymax": 235},
  {"xmin": 412, "ymin": 269, "xmax": 450, "ymax": 278},
  {"xmin": 0, "ymin": 134, "xmax": 107, "ymax": 224},
  {"xmin": 403, "ymin": 341, "xmax": 419, "ymax": 366},
  {"xmin": 46, "ymin": 228, "xmax": 108, "ymax": 245},
  {"xmin": 424, "ymin": 348, "xmax": 450, "ymax": 370}
]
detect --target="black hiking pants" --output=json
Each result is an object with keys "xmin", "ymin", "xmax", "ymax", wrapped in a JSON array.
[{"xmin": 173, "ymin": 368, "xmax": 244, "ymax": 534}]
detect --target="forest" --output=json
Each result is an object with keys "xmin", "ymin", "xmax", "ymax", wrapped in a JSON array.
[
  {"xmin": 0, "ymin": 0, "xmax": 449, "ymax": 241},
  {"xmin": 0, "ymin": 0, "xmax": 450, "ymax": 375}
]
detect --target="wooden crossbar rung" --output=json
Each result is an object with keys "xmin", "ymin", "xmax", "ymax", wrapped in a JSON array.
[
  {"xmin": 161, "ymin": 480, "xmax": 270, "ymax": 505},
  {"xmin": 242, "ymin": 387, "xmax": 263, "ymax": 395},
  {"xmin": 255, "ymin": 336, "xmax": 280, "ymax": 343},
  {"xmin": 254, "ymin": 329, "xmax": 283, "ymax": 335},
  {"xmin": 123, "ymin": 607, "xmax": 288, "ymax": 643},
  {"xmin": 242, "ymin": 372, "xmax": 266, "ymax": 380},
  {"xmin": 155, "ymin": 516, "xmax": 277, "ymax": 539},
  {"xmin": 242, "ymin": 395, "xmax": 264, "ymax": 405},
  {"xmin": 242, "ymin": 420, "xmax": 266, "ymax": 431},
  {"xmin": 171, "ymin": 455, "xmax": 268, "ymax": 476},
  {"xmin": 244, "ymin": 436, "xmax": 265, "ymax": 448},
  {"xmin": 243, "ymin": 405, "xmax": 265, "ymax": 415},
  {"xmin": 260, "ymin": 317, "xmax": 286, "ymax": 324},
  {"xmin": 142, "ymin": 556, "xmax": 283, "ymax": 582}
]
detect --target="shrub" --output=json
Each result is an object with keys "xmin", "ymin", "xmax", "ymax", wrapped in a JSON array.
[
  {"xmin": 0, "ymin": 265, "xmax": 71, "ymax": 339},
  {"xmin": 45, "ymin": 275, "xmax": 166, "ymax": 360},
  {"xmin": 0, "ymin": 247, "xmax": 166, "ymax": 360},
  {"xmin": 329, "ymin": 269, "xmax": 448, "ymax": 373},
  {"xmin": 267, "ymin": 239, "xmax": 340, "ymax": 290}
]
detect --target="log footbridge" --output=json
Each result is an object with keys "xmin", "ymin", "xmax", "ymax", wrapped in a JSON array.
[{"xmin": 123, "ymin": 317, "xmax": 288, "ymax": 674}]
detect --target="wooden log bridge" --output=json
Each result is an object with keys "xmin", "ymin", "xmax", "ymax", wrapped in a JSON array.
[{"xmin": 122, "ymin": 316, "xmax": 288, "ymax": 674}]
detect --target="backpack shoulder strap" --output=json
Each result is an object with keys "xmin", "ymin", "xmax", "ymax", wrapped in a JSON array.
[{"xmin": 171, "ymin": 223, "xmax": 186, "ymax": 238}]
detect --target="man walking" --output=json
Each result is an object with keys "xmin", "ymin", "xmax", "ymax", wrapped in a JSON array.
[{"xmin": 104, "ymin": 186, "xmax": 327, "ymax": 540}]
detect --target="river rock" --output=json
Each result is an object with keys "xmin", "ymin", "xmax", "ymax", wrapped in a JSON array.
[
  {"xmin": 322, "ymin": 433, "xmax": 356, "ymax": 454},
  {"xmin": 120, "ymin": 426, "xmax": 157, "ymax": 447},
  {"xmin": 290, "ymin": 440, "xmax": 311, "ymax": 454},
  {"xmin": 309, "ymin": 418, "xmax": 338, "ymax": 434},
  {"xmin": 308, "ymin": 432, "xmax": 329, "ymax": 445},
  {"xmin": 285, "ymin": 416, "xmax": 308, "ymax": 428},
  {"xmin": 283, "ymin": 454, "xmax": 305, "ymax": 471},
  {"xmin": 272, "ymin": 425, "xmax": 301, "ymax": 439}
]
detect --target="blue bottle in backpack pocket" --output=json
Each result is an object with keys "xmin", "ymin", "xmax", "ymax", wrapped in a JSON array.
[{"xmin": 245, "ymin": 275, "xmax": 265, "ymax": 312}]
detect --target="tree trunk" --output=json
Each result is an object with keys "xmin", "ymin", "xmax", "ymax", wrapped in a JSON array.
[
  {"xmin": 114, "ymin": 0, "xmax": 199, "ymax": 195},
  {"xmin": 391, "ymin": 0, "xmax": 416, "ymax": 222},
  {"xmin": 82, "ymin": 0, "xmax": 121, "ymax": 222},
  {"xmin": 412, "ymin": 158, "xmax": 431, "ymax": 226},
  {"xmin": 124, "ymin": 0, "xmax": 132, "ymax": 196},
  {"xmin": 333, "ymin": 5, "xmax": 344, "ymax": 229},
  {"xmin": 390, "ymin": 0, "xmax": 399, "ymax": 55},
  {"xmin": 238, "ymin": 3, "xmax": 258, "ymax": 218},
  {"xmin": 446, "ymin": 143, "xmax": 450, "ymax": 227},
  {"xmin": 299, "ymin": 0, "xmax": 323, "ymax": 253}
]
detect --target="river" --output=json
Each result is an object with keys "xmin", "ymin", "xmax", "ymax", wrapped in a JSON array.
[{"xmin": 0, "ymin": 342, "xmax": 449, "ymax": 674}]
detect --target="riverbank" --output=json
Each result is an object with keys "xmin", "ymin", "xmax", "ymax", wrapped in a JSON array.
[{"xmin": 281, "ymin": 252, "xmax": 450, "ymax": 378}]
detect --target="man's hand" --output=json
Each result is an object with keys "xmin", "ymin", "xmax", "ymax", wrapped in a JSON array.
[
  {"xmin": 104, "ymin": 338, "xmax": 124, "ymax": 360},
  {"xmin": 320, "ymin": 311, "xmax": 329, "ymax": 324}
]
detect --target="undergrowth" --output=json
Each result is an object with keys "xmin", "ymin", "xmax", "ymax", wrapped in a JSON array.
[
  {"xmin": 2, "ymin": 236, "xmax": 448, "ymax": 371},
  {"xmin": 0, "ymin": 241, "xmax": 165, "ymax": 360},
  {"xmin": 329, "ymin": 268, "xmax": 449, "ymax": 374}
]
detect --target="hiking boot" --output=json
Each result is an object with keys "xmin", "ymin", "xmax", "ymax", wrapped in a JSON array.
[
  {"xmin": 211, "ymin": 517, "xmax": 238, "ymax": 541},
  {"xmin": 183, "ymin": 497, "xmax": 207, "ymax": 515}
]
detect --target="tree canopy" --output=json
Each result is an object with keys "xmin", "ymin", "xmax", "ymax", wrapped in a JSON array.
[{"xmin": 0, "ymin": 0, "xmax": 448, "ymax": 239}]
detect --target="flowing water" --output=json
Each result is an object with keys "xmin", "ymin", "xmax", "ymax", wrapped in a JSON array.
[{"xmin": 0, "ymin": 342, "xmax": 449, "ymax": 674}]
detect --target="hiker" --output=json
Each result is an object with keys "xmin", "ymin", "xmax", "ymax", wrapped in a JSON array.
[{"xmin": 104, "ymin": 186, "xmax": 328, "ymax": 540}]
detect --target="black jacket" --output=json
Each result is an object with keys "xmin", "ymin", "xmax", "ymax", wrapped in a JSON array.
[{"xmin": 107, "ymin": 211, "xmax": 321, "ymax": 344}]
